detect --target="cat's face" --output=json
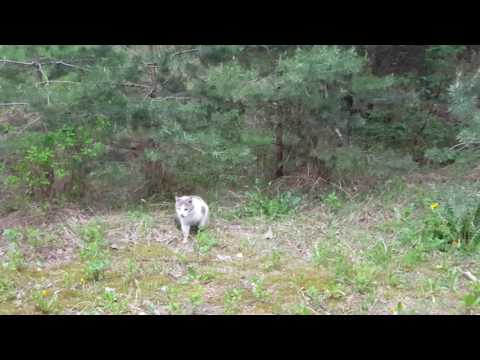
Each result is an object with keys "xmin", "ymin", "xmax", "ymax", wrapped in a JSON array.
[{"xmin": 175, "ymin": 196, "xmax": 193, "ymax": 218}]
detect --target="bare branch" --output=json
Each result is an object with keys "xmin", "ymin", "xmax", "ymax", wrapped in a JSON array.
[
  {"xmin": 0, "ymin": 103, "xmax": 29, "ymax": 106},
  {"xmin": 171, "ymin": 48, "xmax": 200, "ymax": 57},
  {"xmin": 0, "ymin": 59, "xmax": 34, "ymax": 66},
  {"xmin": 150, "ymin": 96, "xmax": 192, "ymax": 102},
  {"xmin": 43, "ymin": 60, "xmax": 89, "ymax": 72},
  {"xmin": 37, "ymin": 80, "xmax": 80, "ymax": 86},
  {"xmin": 119, "ymin": 82, "xmax": 150, "ymax": 89}
]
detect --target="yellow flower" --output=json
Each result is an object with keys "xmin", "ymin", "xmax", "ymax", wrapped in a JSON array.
[
  {"xmin": 431, "ymin": 202, "xmax": 439, "ymax": 210},
  {"xmin": 41, "ymin": 290, "xmax": 49, "ymax": 297}
]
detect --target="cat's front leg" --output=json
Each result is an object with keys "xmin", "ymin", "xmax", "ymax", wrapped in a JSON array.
[{"xmin": 181, "ymin": 224, "xmax": 190, "ymax": 243}]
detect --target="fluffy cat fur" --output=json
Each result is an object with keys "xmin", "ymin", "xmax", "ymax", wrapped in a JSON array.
[{"xmin": 175, "ymin": 195, "xmax": 209, "ymax": 243}]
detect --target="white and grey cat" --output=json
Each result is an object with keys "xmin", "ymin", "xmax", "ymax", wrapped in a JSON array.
[{"xmin": 174, "ymin": 195, "xmax": 209, "ymax": 243}]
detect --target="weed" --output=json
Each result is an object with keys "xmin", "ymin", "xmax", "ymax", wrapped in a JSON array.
[
  {"xmin": 292, "ymin": 303, "xmax": 313, "ymax": 315},
  {"xmin": 3, "ymin": 229, "xmax": 26, "ymax": 271},
  {"xmin": 386, "ymin": 272, "xmax": 405, "ymax": 289},
  {"xmin": 188, "ymin": 286, "xmax": 205, "ymax": 314},
  {"xmin": 324, "ymin": 281, "xmax": 347, "ymax": 300},
  {"xmin": 124, "ymin": 259, "xmax": 141, "ymax": 284},
  {"xmin": 0, "ymin": 276, "xmax": 16, "ymax": 302},
  {"xmin": 31, "ymin": 289, "xmax": 59, "ymax": 314},
  {"xmin": 263, "ymin": 249, "xmax": 282, "ymax": 272},
  {"xmin": 462, "ymin": 282, "xmax": 480, "ymax": 312},
  {"xmin": 241, "ymin": 188, "xmax": 302, "ymax": 219},
  {"xmin": 223, "ymin": 288, "xmax": 244, "ymax": 314},
  {"xmin": 195, "ymin": 230, "xmax": 218, "ymax": 254},
  {"xmin": 164, "ymin": 286, "xmax": 183, "ymax": 315},
  {"xmin": 78, "ymin": 222, "xmax": 110, "ymax": 281},
  {"xmin": 402, "ymin": 248, "xmax": 426, "ymax": 269},
  {"xmin": 324, "ymin": 192, "xmax": 342, "ymax": 212},
  {"xmin": 62, "ymin": 272, "xmax": 75, "ymax": 288},
  {"xmin": 101, "ymin": 287, "xmax": 129, "ymax": 314},
  {"xmin": 250, "ymin": 276, "xmax": 271, "ymax": 302},
  {"xmin": 353, "ymin": 263, "xmax": 379, "ymax": 294},
  {"xmin": 367, "ymin": 241, "xmax": 393, "ymax": 265}
]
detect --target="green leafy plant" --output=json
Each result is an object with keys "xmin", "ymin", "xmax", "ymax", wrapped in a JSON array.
[
  {"xmin": 195, "ymin": 230, "xmax": 219, "ymax": 254},
  {"xmin": 78, "ymin": 222, "xmax": 110, "ymax": 281}
]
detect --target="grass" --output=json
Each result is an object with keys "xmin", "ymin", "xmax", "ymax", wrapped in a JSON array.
[{"xmin": 1, "ymin": 165, "xmax": 480, "ymax": 314}]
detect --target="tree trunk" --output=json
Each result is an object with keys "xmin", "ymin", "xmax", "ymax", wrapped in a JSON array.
[{"xmin": 275, "ymin": 121, "xmax": 284, "ymax": 178}]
